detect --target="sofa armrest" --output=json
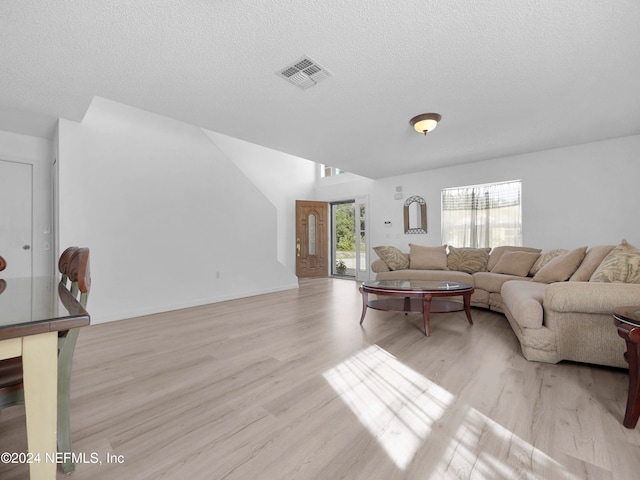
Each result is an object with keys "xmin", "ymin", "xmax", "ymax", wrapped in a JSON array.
[
  {"xmin": 371, "ymin": 259, "xmax": 391, "ymax": 273},
  {"xmin": 544, "ymin": 282, "xmax": 640, "ymax": 314}
]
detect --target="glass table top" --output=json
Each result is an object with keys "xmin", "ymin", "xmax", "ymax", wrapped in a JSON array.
[
  {"xmin": 0, "ymin": 276, "xmax": 88, "ymax": 329},
  {"xmin": 614, "ymin": 306, "xmax": 640, "ymax": 326},
  {"xmin": 362, "ymin": 280, "xmax": 472, "ymax": 292}
]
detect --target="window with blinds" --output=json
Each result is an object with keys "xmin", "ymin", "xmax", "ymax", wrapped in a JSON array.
[{"xmin": 441, "ymin": 180, "xmax": 522, "ymax": 248}]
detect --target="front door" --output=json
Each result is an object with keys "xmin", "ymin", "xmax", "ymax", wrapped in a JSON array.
[
  {"xmin": 0, "ymin": 160, "xmax": 33, "ymax": 278},
  {"xmin": 296, "ymin": 200, "xmax": 328, "ymax": 278}
]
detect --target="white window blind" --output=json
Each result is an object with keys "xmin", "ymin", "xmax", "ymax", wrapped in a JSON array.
[{"xmin": 441, "ymin": 180, "xmax": 522, "ymax": 248}]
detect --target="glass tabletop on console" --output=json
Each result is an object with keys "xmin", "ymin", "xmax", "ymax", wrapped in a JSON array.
[{"xmin": 362, "ymin": 280, "xmax": 472, "ymax": 292}]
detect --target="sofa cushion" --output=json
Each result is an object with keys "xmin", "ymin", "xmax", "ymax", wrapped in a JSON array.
[
  {"xmin": 532, "ymin": 246, "xmax": 587, "ymax": 283},
  {"xmin": 447, "ymin": 247, "xmax": 491, "ymax": 273},
  {"xmin": 529, "ymin": 249, "xmax": 568, "ymax": 275},
  {"xmin": 490, "ymin": 251, "xmax": 540, "ymax": 276},
  {"xmin": 487, "ymin": 246, "xmax": 542, "ymax": 271},
  {"xmin": 473, "ymin": 271, "xmax": 529, "ymax": 293},
  {"xmin": 501, "ymin": 280, "xmax": 549, "ymax": 329},
  {"xmin": 371, "ymin": 259, "xmax": 390, "ymax": 273},
  {"xmin": 470, "ymin": 288, "xmax": 490, "ymax": 306},
  {"xmin": 570, "ymin": 244, "xmax": 615, "ymax": 281},
  {"xmin": 373, "ymin": 246, "xmax": 409, "ymax": 271},
  {"xmin": 590, "ymin": 239, "xmax": 640, "ymax": 284},
  {"xmin": 409, "ymin": 244, "xmax": 448, "ymax": 270}
]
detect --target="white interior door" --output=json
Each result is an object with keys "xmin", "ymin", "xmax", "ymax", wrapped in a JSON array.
[{"xmin": 0, "ymin": 160, "xmax": 33, "ymax": 278}]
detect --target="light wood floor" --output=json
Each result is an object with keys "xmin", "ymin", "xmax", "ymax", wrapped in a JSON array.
[{"xmin": 1, "ymin": 278, "xmax": 638, "ymax": 479}]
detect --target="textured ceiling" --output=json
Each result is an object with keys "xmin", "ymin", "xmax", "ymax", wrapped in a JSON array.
[{"xmin": 1, "ymin": 1, "xmax": 639, "ymax": 179}]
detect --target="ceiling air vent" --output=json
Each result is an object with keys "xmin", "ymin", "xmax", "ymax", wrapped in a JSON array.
[{"xmin": 277, "ymin": 56, "xmax": 331, "ymax": 90}]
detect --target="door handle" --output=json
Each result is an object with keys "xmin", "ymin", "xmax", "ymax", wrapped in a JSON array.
[
  {"xmin": 296, "ymin": 238, "xmax": 301, "ymax": 257},
  {"xmin": 23, "ymin": 245, "xmax": 31, "ymax": 250}
]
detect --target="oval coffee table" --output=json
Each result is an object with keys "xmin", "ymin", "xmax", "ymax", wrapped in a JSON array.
[{"xmin": 359, "ymin": 280, "xmax": 474, "ymax": 336}]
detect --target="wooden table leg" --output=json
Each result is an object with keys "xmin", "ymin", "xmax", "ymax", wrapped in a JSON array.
[
  {"xmin": 622, "ymin": 334, "xmax": 640, "ymax": 428},
  {"xmin": 422, "ymin": 294, "xmax": 432, "ymax": 336},
  {"xmin": 463, "ymin": 293, "xmax": 474, "ymax": 326},
  {"xmin": 22, "ymin": 332, "xmax": 58, "ymax": 479},
  {"xmin": 616, "ymin": 321, "xmax": 640, "ymax": 429},
  {"xmin": 359, "ymin": 287, "xmax": 368, "ymax": 325}
]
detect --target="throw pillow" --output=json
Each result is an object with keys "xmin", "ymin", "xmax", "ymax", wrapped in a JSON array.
[
  {"xmin": 447, "ymin": 246, "xmax": 491, "ymax": 273},
  {"xmin": 490, "ymin": 251, "xmax": 541, "ymax": 276},
  {"xmin": 529, "ymin": 249, "xmax": 568, "ymax": 275},
  {"xmin": 409, "ymin": 244, "xmax": 448, "ymax": 270},
  {"xmin": 373, "ymin": 246, "xmax": 409, "ymax": 271},
  {"xmin": 487, "ymin": 246, "xmax": 542, "ymax": 271},
  {"xmin": 569, "ymin": 245, "xmax": 615, "ymax": 281},
  {"xmin": 532, "ymin": 246, "xmax": 587, "ymax": 283},
  {"xmin": 590, "ymin": 240, "xmax": 640, "ymax": 283}
]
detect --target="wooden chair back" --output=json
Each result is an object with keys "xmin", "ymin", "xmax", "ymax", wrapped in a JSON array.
[
  {"xmin": 67, "ymin": 247, "xmax": 91, "ymax": 307},
  {"xmin": 58, "ymin": 246, "xmax": 78, "ymax": 288}
]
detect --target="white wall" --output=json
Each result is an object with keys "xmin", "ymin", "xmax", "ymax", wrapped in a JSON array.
[
  {"xmin": 8, "ymin": 99, "xmax": 637, "ymax": 321},
  {"xmin": 57, "ymin": 97, "xmax": 302, "ymax": 323},
  {"xmin": 0, "ymin": 130, "xmax": 54, "ymax": 276},
  {"xmin": 315, "ymin": 135, "xmax": 640, "ymax": 266},
  {"xmin": 203, "ymin": 131, "xmax": 317, "ymax": 272}
]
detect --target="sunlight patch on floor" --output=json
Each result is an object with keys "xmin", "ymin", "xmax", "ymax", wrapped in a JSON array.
[
  {"xmin": 439, "ymin": 406, "xmax": 582, "ymax": 479},
  {"xmin": 323, "ymin": 344, "xmax": 454, "ymax": 469},
  {"xmin": 324, "ymin": 344, "xmax": 582, "ymax": 478}
]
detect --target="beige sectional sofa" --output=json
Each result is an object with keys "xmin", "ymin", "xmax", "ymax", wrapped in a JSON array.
[{"xmin": 371, "ymin": 241, "xmax": 640, "ymax": 368}]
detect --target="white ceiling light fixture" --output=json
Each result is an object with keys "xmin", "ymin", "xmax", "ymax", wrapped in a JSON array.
[
  {"xmin": 277, "ymin": 56, "xmax": 332, "ymax": 90},
  {"xmin": 410, "ymin": 113, "xmax": 442, "ymax": 135}
]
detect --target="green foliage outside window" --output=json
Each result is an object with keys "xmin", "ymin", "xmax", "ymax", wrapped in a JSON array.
[
  {"xmin": 335, "ymin": 204, "xmax": 355, "ymax": 251},
  {"xmin": 335, "ymin": 204, "xmax": 366, "ymax": 252}
]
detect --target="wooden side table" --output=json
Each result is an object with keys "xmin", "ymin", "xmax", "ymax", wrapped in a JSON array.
[{"xmin": 613, "ymin": 306, "xmax": 640, "ymax": 429}]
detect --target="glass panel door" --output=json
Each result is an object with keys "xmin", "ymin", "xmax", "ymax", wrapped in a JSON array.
[
  {"xmin": 357, "ymin": 202, "xmax": 367, "ymax": 277},
  {"xmin": 331, "ymin": 197, "xmax": 369, "ymax": 280},
  {"xmin": 331, "ymin": 202, "xmax": 355, "ymax": 277},
  {"xmin": 354, "ymin": 196, "xmax": 369, "ymax": 281}
]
